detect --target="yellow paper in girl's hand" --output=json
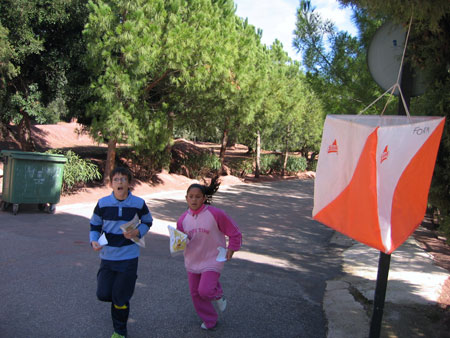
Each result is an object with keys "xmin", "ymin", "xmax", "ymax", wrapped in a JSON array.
[{"xmin": 168, "ymin": 225, "xmax": 188, "ymax": 254}]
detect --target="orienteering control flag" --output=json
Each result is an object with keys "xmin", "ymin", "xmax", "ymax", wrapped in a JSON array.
[{"xmin": 312, "ymin": 115, "xmax": 445, "ymax": 254}]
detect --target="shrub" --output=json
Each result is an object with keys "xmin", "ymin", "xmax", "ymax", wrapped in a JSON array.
[
  {"xmin": 46, "ymin": 150, "xmax": 101, "ymax": 193},
  {"xmin": 183, "ymin": 152, "xmax": 221, "ymax": 178},
  {"xmin": 284, "ymin": 156, "xmax": 307, "ymax": 174},
  {"xmin": 118, "ymin": 148, "xmax": 170, "ymax": 180},
  {"xmin": 259, "ymin": 154, "xmax": 307, "ymax": 175},
  {"xmin": 307, "ymin": 159, "xmax": 318, "ymax": 172},
  {"xmin": 260, "ymin": 154, "xmax": 280, "ymax": 175},
  {"xmin": 228, "ymin": 158, "xmax": 254, "ymax": 177}
]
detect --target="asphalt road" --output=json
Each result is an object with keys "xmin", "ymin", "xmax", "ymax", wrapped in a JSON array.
[{"xmin": 0, "ymin": 179, "xmax": 344, "ymax": 338}]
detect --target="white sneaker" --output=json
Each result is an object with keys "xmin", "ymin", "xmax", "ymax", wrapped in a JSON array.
[
  {"xmin": 201, "ymin": 322, "xmax": 217, "ymax": 330},
  {"xmin": 215, "ymin": 297, "xmax": 227, "ymax": 312}
]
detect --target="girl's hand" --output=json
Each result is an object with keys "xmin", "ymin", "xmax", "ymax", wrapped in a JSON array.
[
  {"xmin": 91, "ymin": 241, "xmax": 102, "ymax": 251},
  {"xmin": 123, "ymin": 228, "xmax": 139, "ymax": 240},
  {"xmin": 226, "ymin": 249, "xmax": 235, "ymax": 261}
]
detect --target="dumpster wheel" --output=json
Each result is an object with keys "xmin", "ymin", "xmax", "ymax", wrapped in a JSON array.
[
  {"xmin": 45, "ymin": 203, "xmax": 56, "ymax": 214},
  {"xmin": 0, "ymin": 201, "xmax": 9, "ymax": 211},
  {"xmin": 12, "ymin": 203, "xmax": 19, "ymax": 215}
]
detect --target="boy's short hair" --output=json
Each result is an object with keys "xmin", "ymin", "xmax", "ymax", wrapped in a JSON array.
[{"xmin": 110, "ymin": 167, "xmax": 132, "ymax": 182}]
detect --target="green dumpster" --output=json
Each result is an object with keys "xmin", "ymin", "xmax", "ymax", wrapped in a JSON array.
[{"xmin": 0, "ymin": 150, "xmax": 67, "ymax": 215}]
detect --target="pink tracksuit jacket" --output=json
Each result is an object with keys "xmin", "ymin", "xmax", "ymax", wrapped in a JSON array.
[{"xmin": 177, "ymin": 204, "xmax": 242, "ymax": 273}]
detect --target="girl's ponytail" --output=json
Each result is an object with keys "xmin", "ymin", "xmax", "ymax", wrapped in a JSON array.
[{"xmin": 203, "ymin": 176, "xmax": 220, "ymax": 204}]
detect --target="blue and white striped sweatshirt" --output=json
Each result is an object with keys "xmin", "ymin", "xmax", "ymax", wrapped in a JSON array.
[{"xmin": 89, "ymin": 191, "xmax": 153, "ymax": 261}]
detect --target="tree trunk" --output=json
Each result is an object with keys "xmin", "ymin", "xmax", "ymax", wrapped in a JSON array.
[
  {"xmin": 226, "ymin": 133, "xmax": 236, "ymax": 148},
  {"xmin": 219, "ymin": 129, "xmax": 229, "ymax": 175},
  {"xmin": 103, "ymin": 138, "xmax": 117, "ymax": 185},
  {"xmin": 0, "ymin": 122, "xmax": 20, "ymax": 146},
  {"xmin": 17, "ymin": 112, "xmax": 35, "ymax": 151},
  {"xmin": 308, "ymin": 151, "xmax": 318, "ymax": 170},
  {"xmin": 255, "ymin": 130, "xmax": 261, "ymax": 178},
  {"xmin": 164, "ymin": 111, "xmax": 175, "ymax": 168},
  {"xmin": 282, "ymin": 125, "xmax": 290, "ymax": 176},
  {"xmin": 282, "ymin": 149, "xmax": 289, "ymax": 176}
]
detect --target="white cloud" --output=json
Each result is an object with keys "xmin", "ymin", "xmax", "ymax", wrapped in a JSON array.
[
  {"xmin": 234, "ymin": 0, "xmax": 299, "ymax": 60},
  {"xmin": 234, "ymin": 0, "xmax": 357, "ymax": 61},
  {"xmin": 313, "ymin": 0, "xmax": 358, "ymax": 36}
]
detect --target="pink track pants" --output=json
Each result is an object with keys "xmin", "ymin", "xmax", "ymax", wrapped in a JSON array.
[{"xmin": 188, "ymin": 271, "xmax": 223, "ymax": 329}]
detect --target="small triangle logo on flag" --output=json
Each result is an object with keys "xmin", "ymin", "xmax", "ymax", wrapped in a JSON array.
[
  {"xmin": 381, "ymin": 145, "xmax": 389, "ymax": 163},
  {"xmin": 328, "ymin": 139, "xmax": 338, "ymax": 154}
]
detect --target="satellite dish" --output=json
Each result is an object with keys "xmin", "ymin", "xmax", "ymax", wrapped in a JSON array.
[{"xmin": 367, "ymin": 21, "xmax": 427, "ymax": 97}]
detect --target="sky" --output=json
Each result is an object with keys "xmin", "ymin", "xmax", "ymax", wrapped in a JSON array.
[{"xmin": 233, "ymin": 0, "xmax": 358, "ymax": 62}]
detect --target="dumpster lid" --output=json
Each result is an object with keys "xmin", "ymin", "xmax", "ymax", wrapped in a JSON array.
[{"xmin": 0, "ymin": 150, "xmax": 67, "ymax": 163}]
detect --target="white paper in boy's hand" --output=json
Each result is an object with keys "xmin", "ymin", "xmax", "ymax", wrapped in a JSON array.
[
  {"xmin": 216, "ymin": 247, "xmax": 227, "ymax": 262},
  {"xmin": 120, "ymin": 214, "xmax": 145, "ymax": 248},
  {"xmin": 98, "ymin": 233, "xmax": 108, "ymax": 246}
]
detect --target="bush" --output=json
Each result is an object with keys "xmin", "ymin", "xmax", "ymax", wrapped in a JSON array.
[
  {"xmin": 259, "ymin": 154, "xmax": 307, "ymax": 175},
  {"xmin": 260, "ymin": 154, "xmax": 280, "ymax": 175},
  {"xmin": 46, "ymin": 150, "xmax": 101, "ymax": 193},
  {"xmin": 284, "ymin": 156, "xmax": 307, "ymax": 174},
  {"xmin": 307, "ymin": 159, "xmax": 318, "ymax": 172},
  {"xmin": 428, "ymin": 120, "xmax": 450, "ymax": 244},
  {"xmin": 183, "ymin": 152, "xmax": 221, "ymax": 178},
  {"xmin": 118, "ymin": 148, "xmax": 170, "ymax": 180},
  {"xmin": 228, "ymin": 158, "xmax": 254, "ymax": 177}
]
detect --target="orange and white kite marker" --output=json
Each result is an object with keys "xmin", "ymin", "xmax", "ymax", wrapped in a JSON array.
[{"xmin": 313, "ymin": 115, "xmax": 445, "ymax": 254}]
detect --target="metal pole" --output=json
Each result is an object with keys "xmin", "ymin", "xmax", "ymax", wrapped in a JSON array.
[
  {"xmin": 369, "ymin": 57, "xmax": 412, "ymax": 338},
  {"xmin": 369, "ymin": 252, "xmax": 391, "ymax": 338},
  {"xmin": 398, "ymin": 61, "xmax": 412, "ymax": 115}
]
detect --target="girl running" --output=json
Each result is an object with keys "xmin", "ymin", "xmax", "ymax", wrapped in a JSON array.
[{"xmin": 176, "ymin": 177, "xmax": 242, "ymax": 330}]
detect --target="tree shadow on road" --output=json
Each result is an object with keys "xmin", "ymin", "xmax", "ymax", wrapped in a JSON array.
[
  {"xmin": 149, "ymin": 179, "xmax": 340, "ymax": 275},
  {"xmin": 146, "ymin": 179, "xmax": 450, "ymax": 338}
]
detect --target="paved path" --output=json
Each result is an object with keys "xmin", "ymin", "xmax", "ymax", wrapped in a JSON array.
[{"xmin": 0, "ymin": 179, "xmax": 342, "ymax": 337}]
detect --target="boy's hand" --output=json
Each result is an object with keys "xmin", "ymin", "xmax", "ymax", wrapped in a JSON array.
[
  {"xmin": 226, "ymin": 249, "xmax": 235, "ymax": 261},
  {"xmin": 91, "ymin": 241, "xmax": 102, "ymax": 251},
  {"xmin": 123, "ymin": 228, "xmax": 139, "ymax": 240}
]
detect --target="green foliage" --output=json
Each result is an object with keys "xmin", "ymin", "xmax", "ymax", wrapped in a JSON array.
[
  {"xmin": 284, "ymin": 156, "xmax": 307, "ymax": 174},
  {"xmin": 259, "ymin": 154, "xmax": 307, "ymax": 175},
  {"xmin": 9, "ymin": 83, "xmax": 58, "ymax": 124},
  {"xmin": 228, "ymin": 158, "xmax": 254, "ymax": 177},
  {"xmin": 0, "ymin": 23, "xmax": 18, "ymax": 85},
  {"xmin": 117, "ymin": 147, "xmax": 171, "ymax": 181},
  {"xmin": 173, "ymin": 6, "xmax": 269, "ymax": 166},
  {"xmin": 0, "ymin": 0, "xmax": 328, "ymax": 187},
  {"xmin": 439, "ymin": 218, "xmax": 450, "ymax": 244},
  {"xmin": 294, "ymin": 1, "xmax": 390, "ymax": 117},
  {"xmin": 253, "ymin": 41, "xmax": 324, "ymax": 162},
  {"xmin": 428, "ymin": 114, "xmax": 450, "ymax": 243},
  {"xmin": 307, "ymin": 159, "xmax": 318, "ymax": 172},
  {"xmin": 84, "ymin": 0, "xmax": 166, "ymax": 148},
  {"xmin": 0, "ymin": 0, "xmax": 90, "ymax": 146},
  {"xmin": 259, "ymin": 154, "xmax": 281, "ymax": 175},
  {"xmin": 339, "ymin": 0, "xmax": 450, "ymax": 33},
  {"xmin": 154, "ymin": 150, "xmax": 172, "ymax": 172},
  {"xmin": 46, "ymin": 149, "xmax": 101, "ymax": 193},
  {"xmin": 182, "ymin": 152, "xmax": 221, "ymax": 179}
]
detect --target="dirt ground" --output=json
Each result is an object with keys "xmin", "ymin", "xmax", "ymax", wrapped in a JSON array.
[{"xmin": 1, "ymin": 121, "xmax": 449, "ymax": 309}]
